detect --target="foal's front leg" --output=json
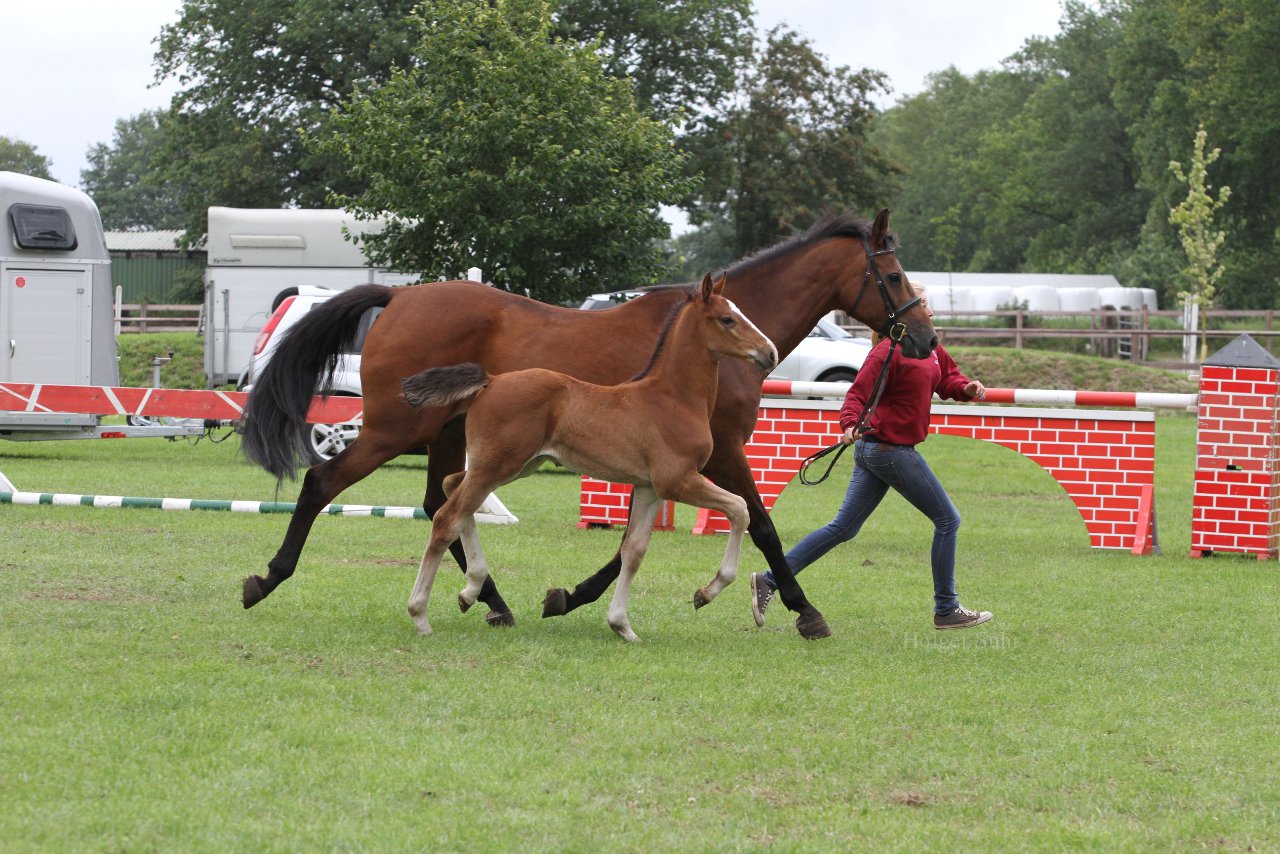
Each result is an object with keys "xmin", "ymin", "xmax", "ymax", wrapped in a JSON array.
[
  {"xmin": 607, "ymin": 486, "xmax": 662, "ymax": 642},
  {"xmin": 664, "ymin": 475, "xmax": 749, "ymax": 609}
]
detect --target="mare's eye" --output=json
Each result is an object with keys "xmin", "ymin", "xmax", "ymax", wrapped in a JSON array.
[{"xmin": 888, "ymin": 273, "xmax": 901, "ymax": 285}]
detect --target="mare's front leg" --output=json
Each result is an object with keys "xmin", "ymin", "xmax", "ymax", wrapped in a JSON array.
[
  {"xmin": 700, "ymin": 449, "xmax": 831, "ymax": 640},
  {"xmin": 426, "ymin": 423, "xmax": 514, "ymax": 627},
  {"xmin": 606, "ymin": 487, "xmax": 662, "ymax": 642}
]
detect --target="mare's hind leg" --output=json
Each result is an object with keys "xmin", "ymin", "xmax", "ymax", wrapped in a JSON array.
[
  {"xmin": 606, "ymin": 486, "xmax": 662, "ymax": 643},
  {"xmin": 426, "ymin": 423, "xmax": 513, "ymax": 626},
  {"xmin": 244, "ymin": 436, "xmax": 401, "ymax": 608}
]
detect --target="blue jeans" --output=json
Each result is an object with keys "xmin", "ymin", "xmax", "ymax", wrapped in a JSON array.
[{"xmin": 764, "ymin": 440, "xmax": 961, "ymax": 614}]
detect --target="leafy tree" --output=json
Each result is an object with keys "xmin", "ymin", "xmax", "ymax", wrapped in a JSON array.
[
  {"xmin": 0, "ymin": 136, "xmax": 54, "ymax": 180},
  {"xmin": 81, "ymin": 111, "xmax": 186, "ymax": 231},
  {"xmin": 153, "ymin": 0, "xmax": 422, "ymax": 240},
  {"xmin": 552, "ymin": 0, "xmax": 753, "ymax": 125},
  {"xmin": 314, "ymin": 0, "xmax": 696, "ymax": 305},
  {"xmin": 872, "ymin": 66, "xmax": 1038, "ymax": 272},
  {"xmin": 688, "ymin": 26, "xmax": 895, "ymax": 259},
  {"xmin": 1169, "ymin": 125, "xmax": 1230, "ymax": 361},
  {"xmin": 1110, "ymin": 0, "xmax": 1280, "ymax": 308},
  {"xmin": 151, "ymin": 0, "xmax": 754, "ymax": 245}
]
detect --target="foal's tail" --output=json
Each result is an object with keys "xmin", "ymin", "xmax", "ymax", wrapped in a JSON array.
[
  {"xmin": 241, "ymin": 284, "xmax": 396, "ymax": 482},
  {"xmin": 401, "ymin": 363, "xmax": 492, "ymax": 409}
]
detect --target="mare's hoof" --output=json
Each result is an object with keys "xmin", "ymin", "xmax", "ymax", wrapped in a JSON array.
[
  {"xmin": 541, "ymin": 588, "xmax": 569, "ymax": 618},
  {"xmin": 795, "ymin": 611, "xmax": 832, "ymax": 640},
  {"xmin": 692, "ymin": 588, "xmax": 711, "ymax": 609},
  {"xmin": 458, "ymin": 594, "xmax": 473, "ymax": 613},
  {"xmin": 242, "ymin": 575, "xmax": 267, "ymax": 609},
  {"xmin": 485, "ymin": 609, "xmax": 515, "ymax": 628}
]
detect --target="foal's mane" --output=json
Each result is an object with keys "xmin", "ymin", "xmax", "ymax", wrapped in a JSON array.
[
  {"xmin": 724, "ymin": 213, "xmax": 896, "ymax": 278},
  {"xmin": 628, "ymin": 286, "xmax": 698, "ymax": 382}
]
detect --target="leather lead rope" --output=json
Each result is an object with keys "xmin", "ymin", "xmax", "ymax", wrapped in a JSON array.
[{"xmin": 797, "ymin": 336, "xmax": 900, "ymax": 486}]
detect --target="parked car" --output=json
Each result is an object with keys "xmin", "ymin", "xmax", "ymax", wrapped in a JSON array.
[
  {"xmin": 579, "ymin": 290, "xmax": 872, "ymax": 384},
  {"xmin": 238, "ymin": 285, "xmax": 374, "ymax": 463},
  {"xmin": 244, "ymin": 285, "xmax": 872, "ymax": 462}
]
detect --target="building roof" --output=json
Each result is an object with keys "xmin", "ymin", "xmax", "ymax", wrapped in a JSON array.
[{"xmin": 104, "ymin": 230, "xmax": 203, "ymax": 253}]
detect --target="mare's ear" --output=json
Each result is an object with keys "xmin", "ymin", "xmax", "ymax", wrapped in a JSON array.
[
  {"xmin": 700, "ymin": 272, "xmax": 714, "ymax": 302},
  {"xmin": 712, "ymin": 273, "xmax": 726, "ymax": 296},
  {"xmin": 872, "ymin": 208, "xmax": 892, "ymax": 246}
]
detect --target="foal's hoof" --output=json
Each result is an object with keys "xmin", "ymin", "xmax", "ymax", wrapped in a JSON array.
[
  {"xmin": 485, "ymin": 609, "xmax": 515, "ymax": 628},
  {"xmin": 242, "ymin": 575, "xmax": 267, "ymax": 609},
  {"xmin": 795, "ymin": 610, "xmax": 833, "ymax": 640},
  {"xmin": 541, "ymin": 588, "xmax": 569, "ymax": 618},
  {"xmin": 692, "ymin": 587, "xmax": 712, "ymax": 609}
]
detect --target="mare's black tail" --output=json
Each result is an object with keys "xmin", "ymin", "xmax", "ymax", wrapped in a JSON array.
[{"xmin": 240, "ymin": 284, "xmax": 395, "ymax": 482}]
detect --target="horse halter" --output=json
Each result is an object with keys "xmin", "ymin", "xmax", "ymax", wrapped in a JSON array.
[{"xmin": 852, "ymin": 235, "xmax": 921, "ymax": 342}]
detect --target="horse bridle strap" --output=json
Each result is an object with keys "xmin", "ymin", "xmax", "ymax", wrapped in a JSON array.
[
  {"xmin": 800, "ymin": 236, "xmax": 917, "ymax": 485},
  {"xmin": 857, "ymin": 236, "xmax": 920, "ymax": 341}
]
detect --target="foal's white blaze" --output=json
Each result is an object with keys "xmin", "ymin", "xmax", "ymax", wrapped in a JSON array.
[{"xmin": 723, "ymin": 297, "xmax": 778, "ymax": 365}]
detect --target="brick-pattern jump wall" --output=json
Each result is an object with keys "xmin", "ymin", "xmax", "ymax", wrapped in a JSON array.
[
  {"xmin": 579, "ymin": 400, "xmax": 1156, "ymax": 550},
  {"xmin": 1191, "ymin": 361, "xmax": 1280, "ymax": 559}
]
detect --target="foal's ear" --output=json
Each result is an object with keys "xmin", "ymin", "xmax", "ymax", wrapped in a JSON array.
[
  {"xmin": 872, "ymin": 208, "xmax": 892, "ymax": 246},
  {"xmin": 700, "ymin": 272, "xmax": 714, "ymax": 302}
]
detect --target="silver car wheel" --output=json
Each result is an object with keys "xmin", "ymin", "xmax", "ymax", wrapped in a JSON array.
[{"xmin": 309, "ymin": 421, "xmax": 361, "ymax": 463}]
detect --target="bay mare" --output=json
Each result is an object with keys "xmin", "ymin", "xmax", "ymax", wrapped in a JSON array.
[
  {"xmin": 398, "ymin": 274, "xmax": 777, "ymax": 641},
  {"xmin": 239, "ymin": 209, "xmax": 936, "ymax": 639}
]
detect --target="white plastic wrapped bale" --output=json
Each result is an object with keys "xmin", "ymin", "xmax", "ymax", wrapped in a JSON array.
[
  {"xmin": 1057, "ymin": 287, "xmax": 1103, "ymax": 312},
  {"xmin": 1012, "ymin": 285, "xmax": 1060, "ymax": 312},
  {"xmin": 969, "ymin": 286, "xmax": 1017, "ymax": 319},
  {"xmin": 1098, "ymin": 286, "xmax": 1143, "ymax": 309},
  {"xmin": 923, "ymin": 284, "xmax": 971, "ymax": 316}
]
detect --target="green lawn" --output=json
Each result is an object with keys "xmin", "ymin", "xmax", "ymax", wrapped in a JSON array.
[{"xmin": 2, "ymin": 416, "xmax": 1277, "ymax": 851}]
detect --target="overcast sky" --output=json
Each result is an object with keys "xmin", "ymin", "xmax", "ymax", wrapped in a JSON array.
[{"xmin": 3, "ymin": 1, "xmax": 1067, "ymax": 189}]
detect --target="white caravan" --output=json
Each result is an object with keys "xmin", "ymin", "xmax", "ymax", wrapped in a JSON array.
[{"xmin": 203, "ymin": 207, "xmax": 420, "ymax": 387}]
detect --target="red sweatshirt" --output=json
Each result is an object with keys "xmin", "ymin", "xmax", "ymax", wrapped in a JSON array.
[{"xmin": 839, "ymin": 341, "xmax": 973, "ymax": 446}]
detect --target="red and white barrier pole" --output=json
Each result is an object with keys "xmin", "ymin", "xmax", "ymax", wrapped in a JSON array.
[{"xmin": 762, "ymin": 379, "xmax": 1196, "ymax": 409}]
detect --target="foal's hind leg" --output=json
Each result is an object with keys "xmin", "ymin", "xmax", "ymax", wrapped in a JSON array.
[
  {"xmin": 606, "ymin": 486, "xmax": 663, "ymax": 643},
  {"xmin": 407, "ymin": 500, "xmax": 468, "ymax": 636},
  {"xmin": 426, "ymin": 425, "xmax": 514, "ymax": 627}
]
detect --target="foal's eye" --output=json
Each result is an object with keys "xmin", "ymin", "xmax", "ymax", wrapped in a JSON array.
[{"xmin": 719, "ymin": 316, "xmax": 736, "ymax": 326}]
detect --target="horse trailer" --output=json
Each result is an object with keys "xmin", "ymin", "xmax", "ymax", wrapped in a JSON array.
[
  {"xmin": 203, "ymin": 207, "xmax": 422, "ymax": 387},
  {"xmin": 0, "ymin": 171, "xmax": 203, "ymax": 442}
]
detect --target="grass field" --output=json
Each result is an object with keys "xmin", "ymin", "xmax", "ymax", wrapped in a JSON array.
[{"xmin": 2, "ymin": 415, "xmax": 1278, "ymax": 851}]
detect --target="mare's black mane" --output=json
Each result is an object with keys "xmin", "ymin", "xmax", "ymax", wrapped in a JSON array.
[{"xmin": 727, "ymin": 213, "xmax": 895, "ymax": 277}]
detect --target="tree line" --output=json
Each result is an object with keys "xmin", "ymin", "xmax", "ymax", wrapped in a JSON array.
[{"xmin": 2, "ymin": 0, "xmax": 1272, "ymax": 312}]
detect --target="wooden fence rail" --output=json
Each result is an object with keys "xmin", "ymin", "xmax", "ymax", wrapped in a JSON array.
[{"xmin": 115, "ymin": 304, "xmax": 203, "ymax": 335}]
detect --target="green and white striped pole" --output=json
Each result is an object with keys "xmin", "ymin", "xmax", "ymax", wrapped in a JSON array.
[{"xmin": 0, "ymin": 490, "xmax": 517, "ymax": 524}]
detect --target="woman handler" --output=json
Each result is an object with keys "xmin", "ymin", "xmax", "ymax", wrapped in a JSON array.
[{"xmin": 750, "ymin": 285, "xmax": 992, "ymax": 630}]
